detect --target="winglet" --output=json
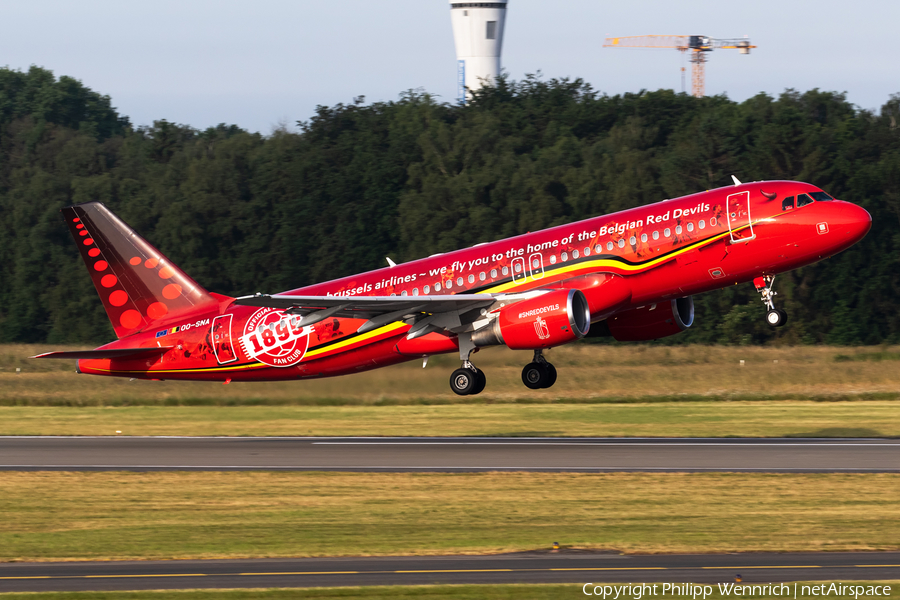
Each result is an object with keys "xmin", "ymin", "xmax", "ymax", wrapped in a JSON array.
[
  {"xmin": 386, "ymin": 257, "xmax": 397, "ymax": 267},
  {"xmin": 731, "ymin": 175, "xmax": 742, "ymax": 186}
]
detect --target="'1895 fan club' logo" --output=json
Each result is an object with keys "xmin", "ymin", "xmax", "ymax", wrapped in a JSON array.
[{"xmin": 239, "ymin": 307, "xmax": 312, "ymax": 367}]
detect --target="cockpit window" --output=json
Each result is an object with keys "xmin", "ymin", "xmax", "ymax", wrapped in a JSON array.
[
  {"xmin": 797, "ymin": 193, "xmax": 814, "ymax": 207},
  {"xmin": 810, "ymin": 191, "xmax": 833, "ymax": 202},
  {"xmin": 782, "ymin": 196, "xmax": 794, "ymax": 211}
]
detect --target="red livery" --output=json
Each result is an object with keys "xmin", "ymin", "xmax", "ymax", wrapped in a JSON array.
[{"xmin": 36, "ymin": 180, "xmax": 871, "ymax": 395}]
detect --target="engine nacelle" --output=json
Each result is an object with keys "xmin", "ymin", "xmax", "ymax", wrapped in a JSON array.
[
  {"xmin": 474, "ymin": 289, "xmax": 591, "ymax": 350},
  {"xmin": 607, "ymin": 297, "xmax": 694, "ymax": 342}
]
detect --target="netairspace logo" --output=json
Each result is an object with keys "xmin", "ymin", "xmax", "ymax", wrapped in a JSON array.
[{"xmin": 582, "ymin": 583, "xmax": 893, "ymax": 599}]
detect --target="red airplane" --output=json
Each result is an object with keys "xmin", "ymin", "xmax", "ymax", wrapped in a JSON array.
[{"xmin": 36, "ymin": 179, "xmax": 870, "ymax": 395}]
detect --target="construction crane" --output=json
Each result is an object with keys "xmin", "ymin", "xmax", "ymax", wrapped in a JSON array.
[{"xmin": 603, "ymin": 35, "xmax": 755, "ymax": 98}]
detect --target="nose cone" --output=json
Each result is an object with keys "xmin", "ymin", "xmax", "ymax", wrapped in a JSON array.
[{"xmin": 844, "ymin": 202, "xmax": 872, "ymax": 245}]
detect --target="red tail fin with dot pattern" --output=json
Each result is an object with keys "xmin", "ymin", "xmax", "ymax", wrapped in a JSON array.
[{"xmin": 62, "ymin": 202, "xmax": 221, "ymax": 339}]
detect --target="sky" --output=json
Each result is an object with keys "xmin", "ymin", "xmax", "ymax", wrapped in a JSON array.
[{"xmin": 2, "ymin": 0, "xmax": 899, "ymax": 133}]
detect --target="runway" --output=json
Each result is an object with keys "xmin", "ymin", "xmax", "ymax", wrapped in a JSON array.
[
  {"xmin": 1, "ymin": 552, "xmax": 898, "ymax": 592},
  {"xmin": 1, "ymin": 436, "xmax": 898, "ymax": 472}
]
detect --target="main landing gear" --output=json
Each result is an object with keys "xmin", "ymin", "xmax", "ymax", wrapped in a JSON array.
[
  {"xmin": 448, "ymin": 337, "xmax": 558, "ymax": 395},
  {"xmin": 754, "ymin": 275, "xmax": 787, "ymax": 328},
  {"xmin": 449, "ymin": 363, "xmax": 486, "ymax": 396},
  {"xmin": 449, "ymin": 334, "xmax": 486, "ymax": 396},
  {"xmin": 521, "ymin": 350, "xmax": 557, "ymax": 390}
]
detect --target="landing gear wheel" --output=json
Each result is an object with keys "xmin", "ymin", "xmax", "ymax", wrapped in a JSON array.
[
  {"xmin": 522, "ymin": 362, "xmax": 549, "ymax": 390},
  {"xmin": 766, "ymin": 309, "xmax": 787, "ymax": 328},
  {"xmin": 543, "ymin": 363, "xmax": 558, "ymax": 389},
  {"xmin": 450, "ymin": 368, "xmax": 477, "ymax": 396},
  {"xmin": 471, "ymin": 368, "xmax": 487, "ymax": 395}
]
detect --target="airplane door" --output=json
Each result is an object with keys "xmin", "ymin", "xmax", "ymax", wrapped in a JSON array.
[
  {"xmin": 511, "ymin": 256, "xmax": 527, "ymax": 284},
  {"xmin": 726, "ymin": 191, "xmax": 755, "ymax": 243},
  {"xmin": 528, "ymin": 253, "xmax": 545, "ymax": 280},
  {"xmin": 211, "ymin": 314, "xmax": 237, "ymax": 364}
]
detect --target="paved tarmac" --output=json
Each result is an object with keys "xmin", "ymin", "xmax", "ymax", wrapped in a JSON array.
[
  {"xmin": 1, "ymin": 552, "xmax": 898, "ymax": 592},
  {"xmin": 0, "ymin": 436, "xmax": 898, "ymax": 472}
]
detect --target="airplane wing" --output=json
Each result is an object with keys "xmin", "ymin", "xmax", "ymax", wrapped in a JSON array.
[{"xmin": 233, "ymin": 293, "xmax": 499, "ymax": 335}]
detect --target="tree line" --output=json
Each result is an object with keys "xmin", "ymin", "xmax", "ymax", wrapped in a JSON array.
[{"xmin": 1, "ymin": 66, "xmax": 898, "ymax": 345}]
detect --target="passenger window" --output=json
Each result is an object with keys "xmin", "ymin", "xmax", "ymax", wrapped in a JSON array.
[
  {"xmin": 502, "ymin": 266, "xmax": 509, "ymax": 276},
  {"xmin": 664, "ymin": 228, "xmax": 671, "ymax": 237},
  {"xmin": 531, "ymin": 258, "xmax": 540, "ymax": 268},
  {"xmin": 412, "ymin": 288, "xmax": 419, "ymax": 296},
  {"xmin": 652, "ymin": 231, "xmax": 659, "ymax": 240},
  {"xmin": 515, "ymin": 262, "xmax": 522, "ymax": 273},
  {"xmin": 423, "ymin": 285, "xmax": 430, "ymax": 294},
  {"xmin": 641, "ymin": 233, "xmax": 648, "ymax": 243},
  {"xmin": 629, "ymin": 236, "xmax": 636, "ymax": 245},
  {"xmin": 811, "ymin": 191, "xmax": 833, "ymax": 201},
  {"xmin": 596, "ymin": 244, "xmax": 603, "ymax": 253},
  {"xmin": 490, "ymin": 269, "xmax": 497, "ymax": 278},
  {"xmin": 782, "ymin": 196, "xmax": 795, "ymax": 211},
  {"xmin": 434, "ymin": 282, "xmax": 441, "ymax": 292},
  {"xmin": 401, "ymin": 290, "xmax": 408, "ymax": 296},
  {"xmin": 561, "ymin": 251, "xmax": 568, "ymax": 261},
  {"xmin": 797, "ymin": 193, "xmax": 813, "ymax": 207},
  {"xmin": 687, "ymin": 222, "xmax": 694, "ymax": 232},
  {"xmin": 584, "ymin": 246, "xmax": 591, "ymax": 256},
  {"xmin": 710, "ymin": 217, "xmax": 717, "ymax": 226},
  {"xmin": 468, "ymin": 274, "xmax": 475, "ymax": 283},
  {"xmin": 479, "ymin": 272, "xmax": 486, "ymax": 281},
  {"xmin": 572, "ymin": 249, "xmax": 580, "ymax": 259},
  {"xmin": 617, "ymin": 238, "xmax": 626, "ymax": 248},
  {"xmin": 606, "ymin": 241, "xmax": 613, "ymax": 251},
  {"xmin": 675, "ymin": 225, "xmax": 682, "ymax": 235},
  {"xmin": 457, "ymin": 277, "xmax": 463, "ymax": 286},
  {"xmin": 549, "ymin": 255, "xmax": 557, "ymax": 264},
  {"xmin": 446, "ymin": 279, "xmax": 452, "ymax": 289}
]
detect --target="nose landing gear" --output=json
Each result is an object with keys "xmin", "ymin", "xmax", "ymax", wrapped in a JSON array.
[
  {"xmin": 521, "ymin": 350, "xmax": 558, "ymax": 390},
  {"xmin": 755, "ymin": 275, "xmax": 787, "ymax": 327}
]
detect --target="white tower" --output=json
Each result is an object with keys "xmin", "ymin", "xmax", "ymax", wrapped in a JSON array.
[{"xmin": 449, "ymin": 1, "xmax": 508, "ymax": 104}]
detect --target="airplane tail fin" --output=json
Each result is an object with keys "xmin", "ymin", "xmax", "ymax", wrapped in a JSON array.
[{"xmin": 62, "ymin": 202, "xmax": 221, "ymax": 339}]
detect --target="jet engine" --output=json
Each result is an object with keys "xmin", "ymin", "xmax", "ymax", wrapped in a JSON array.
[
  {"xmin": 606, "ymin": 297, "xmax": 694, "ymax": 342},
  {"xmin": 473, "ymin": 289, "xmax": 591, "ymax": 350}
]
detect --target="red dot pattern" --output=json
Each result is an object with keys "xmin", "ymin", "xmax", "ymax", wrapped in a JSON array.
[
  {"xmin": 100, "ymin": 274, "xmax": 118, "ymax": 288},
  {"xmin": 83, "ymin": 239, "xmax": 94, "ymax": 246},
  {"xmin": 162, "ymin": 283, "xmax": 182, "ymax": 299},
  {"xmin": 130, "ymin": 257, "xmax": 142, "ymax": 266},
  {"xmin": 146, "ymin": 302, "xmax": 168, "ymax": 319},
  {"xmin": 72, "ymin": 218, "xmax": 80, "ymax": 223},
  {"xmin": 158, "ymin": 266, "xmax": 175, "ymax": 279},
  {"xmin": 88, "ymin": 248, "xmax": 100, "ymax": 257},
  {"xmin": 109, "ymin": 290, "xmax": 129, "ymax": 307},
  {"xmin": 76, "ymin": 224, "xmax": 84, "ymax": 229},
  {"xmin": 79, "ymin": 230, "xmax": 88, "ymax": 236},
  {"xmin": 119, "ymin": 309, "xmax": 142, "ymax": 329},
  {"xmin": 145, "ymin": 258, "xmax": 159, "ymax": 268},
  {"xmin": 93, "ymin": 261, "xmax": 108, "ymax": 272}
]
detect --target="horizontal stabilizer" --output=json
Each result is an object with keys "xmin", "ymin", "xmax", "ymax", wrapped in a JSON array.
[{"xmin": 32, "ymin": 347, "xmax": 173, "ymax": 360}]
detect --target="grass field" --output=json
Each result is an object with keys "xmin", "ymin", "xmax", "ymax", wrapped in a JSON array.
[
  {"xmin": 1, "ymin": 586, "xmax": 898, "ymax": 600},
  {"xmin": 5, "ymin": 344, "xmax": 900, "ymax": 406},
  {"xmin": 1, "ymin": 472, "xmax": 897, "ymax": 561},
  {"xmin": 0, "ymin": 401, "xmax": 897, "ymax": 437},
  {"xmin": 2, "ymin": 344, "xmax": 899, "ymax": 437}
]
